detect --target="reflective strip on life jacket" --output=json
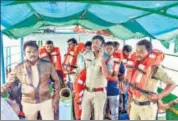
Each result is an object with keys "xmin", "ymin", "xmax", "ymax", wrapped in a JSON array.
[
  {"xmin": 51, "ymin": 52, "xmax": 58, "ymax": 62},
  {"xmin": 63, "ymin": 50, "xmax": 77, "ymax": 72},
  {"xmin": 127, "ymin": 60, "xmax": 134, "ymax": 65},
  {"xmin": 149, "ymin": 53, "xmax": 156, "ymax": 59},
  {"xmin": 79, "ymin": 90, "xmax": 84, "ymax": 97},
  {"xmin": 79, "ymin": 105, "xmax": 82, "ymax": 110},
  {"xmin": 51, "ymin": 51, "xmax": 57, "ymax": 54},
  {"xmin": 77, "ymin": 79, "xmax": 84, "ymax": 85},
  {"xmin": 114, "ymin": 64, "xmax": 120, "ymax": 73},
  {"xmin": 69, "ymin": 51, "xmax": 75, "ymax": 64},
  {"xmin": 122, "ymin": 59, "xmax": 127, "ymax": 64},
  {"xmin": 135, "ymin": 64, "xmax": 145, "ymax": 83},
  {"xmin": 40, "ymin": 53, "xmax": 48, "ymax": 58},
  {"xmin": 79, "ymin": 97, "xmax": 82, "ymax": 102},
  {"xmin": 113, "ymin": 58, "xmax": 120, "ymax": 62}
]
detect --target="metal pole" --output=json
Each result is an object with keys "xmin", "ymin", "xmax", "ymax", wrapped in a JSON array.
[
  {"xmin": 1, "ymin": 32, "xmax": 6, "ymax": 84},
  {"xmin": 6, "ymin": 47, "xmax": 8, "ymax": 72},
  {"xmin": 20, "ymin": 38, "xmax": 24, "ymax": 61},
  {"xmin": 123, "ymin": 40, "xmax": 126, "ymax": 46},
  {"xmin": 149, "ymin": 37, "xmax": 152, "ymax": 44},
  {"xmin": 9, "ymin": 47, "xmax": 11, "ymax": 71}
]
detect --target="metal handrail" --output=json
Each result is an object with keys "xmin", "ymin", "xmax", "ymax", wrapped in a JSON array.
[
  {"xmin": 5, "ymin": 45, "xmax": 19, "ymax": 48},
  {"xmin": 6, "ymin": 61, "xmax": 20, "ymax": 67},
  {"xmin": 5, "ymin": 53, "xmax": 20, "ymax": 58}
]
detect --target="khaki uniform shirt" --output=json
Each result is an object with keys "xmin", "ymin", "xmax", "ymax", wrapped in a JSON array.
[
  {"xmin": 81, "ymin": 50, "xmax": 113, "ymax": 88},
  {"xmin": 134, "ymin": 65, "xmax": 176, "ymax": 102}
]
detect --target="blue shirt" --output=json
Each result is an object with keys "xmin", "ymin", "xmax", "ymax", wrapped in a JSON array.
[{"xmin": 107, "ymin": 61, "xmax": 125, "ymax": 96}]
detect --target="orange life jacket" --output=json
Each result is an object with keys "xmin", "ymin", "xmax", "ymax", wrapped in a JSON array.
[
  {"xmin": 39, "ymin": 47, "xmax": 62, "ymax": 71},
  {"xmin": 74, "ymin": 43, "xmax": 85, "ymax": 54},
  {"xmin": 74, "ymin": 69, "xmax": 86, "ymax": 103},
  {"xmin": 124, "ymin": 49, "xmax": 165, "ymax": 98},
  {"xmin": 114, "ymin": 51, "xmax": 133, "ymax": 64},
  {"xmin": 73, "ymin": 69, "xmax": 86, "ymax": 120},
  {"xmin": 63, "ymin": 43, "xmax": 85, "ymax": 73},
  {"xmin": 63, "ymin": 48, "xmax": 76, "ymax": 72}
]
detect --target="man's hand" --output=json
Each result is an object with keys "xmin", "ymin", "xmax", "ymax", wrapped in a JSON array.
[
  {"xmin": 148, "ymin": 93, "xmax": 160, "ymax": 102},
  {"xmin": 1, "ymin": 88, "xmax": 4, "ymax": 96},
  {"xmin": 98, "ymin": 48, "xmax": 105, "ymax": 66},
  {"xmin": 7, "ymin": 72, "xmax": 16, "ymax": 81},
  {"xmin": 127, "ymin": 105, "xmax": 131, "ymax": 116},
  {"xmin": 174, "ymin": 99, "xmax": 178, "ymax": 104},
  {"xmin": 52, "ymin": 98, "xmax": 59, "ymax": 113},
  {"xmin": 6, "ymin": 99, "xmax": 20, "ymax": 115}
]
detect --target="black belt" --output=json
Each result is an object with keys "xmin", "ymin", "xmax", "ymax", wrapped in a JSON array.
[
  {"xmin": 122, "ymin": 80, "xmax": 155, "ymax": 95},
  {"xmin": 133, "ymin": 99, "xmax": 152, "ymax": 106}
]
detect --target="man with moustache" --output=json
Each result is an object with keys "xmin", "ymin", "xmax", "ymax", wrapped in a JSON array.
[
  {"xmin": 80, "ymin": 35, "xmax": 114, "ymax": 120},
  {"xmin": 1, "ymin": 41, "xmax": 61, "ymax": 120},
  {"xmin": 124, "ymin": 39, "xmax": 176, "ymax": 120}
]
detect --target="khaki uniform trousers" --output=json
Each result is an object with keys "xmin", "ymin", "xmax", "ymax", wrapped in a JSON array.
[
  {"xmin": 130, "ymin": 101, "xmax": 158, "ymax": 120},
  {"xmin": 81, "ymin": 90, "xmax": 107, "ymax": 120},
  {"xmin": 22, "ymin": 99, "xmax": 54, "ymax": 120}
]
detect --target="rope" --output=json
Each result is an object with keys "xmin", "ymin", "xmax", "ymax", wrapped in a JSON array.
[
  {"xmin": 162, "ymin": 65, "xmax": 178, "ymax": 72},
  {"xmin": 165, "ymin": 53, "xmax": 178, "ymax": 57},
  {"xmin": 169, "ymin": 107, "xmax": 178, "ymax": 115}
]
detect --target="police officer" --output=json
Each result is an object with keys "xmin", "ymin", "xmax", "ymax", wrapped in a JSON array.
[
  {"xmin": 127, "ymin": 40, "xmax": 176, "ymax": 120},
  {"xmin": 80, "ymin": 35, "xmax": 114, "ymax": 120}
]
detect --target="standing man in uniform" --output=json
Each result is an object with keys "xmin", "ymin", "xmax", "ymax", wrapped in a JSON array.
[
  {"xmin": 126, "ymin": 39, "xmax": 176, "ymax": 120},
  {"xmin": 80, "ymin": 35, "xmax": 114, "ymax": 120},
  {"xmin": 73, "ymin": 41, "xmax": 92, "ymax": 120},
  {"xmin": 1, "ymin": 41, "xmax": 61, "ymax": 120}
]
